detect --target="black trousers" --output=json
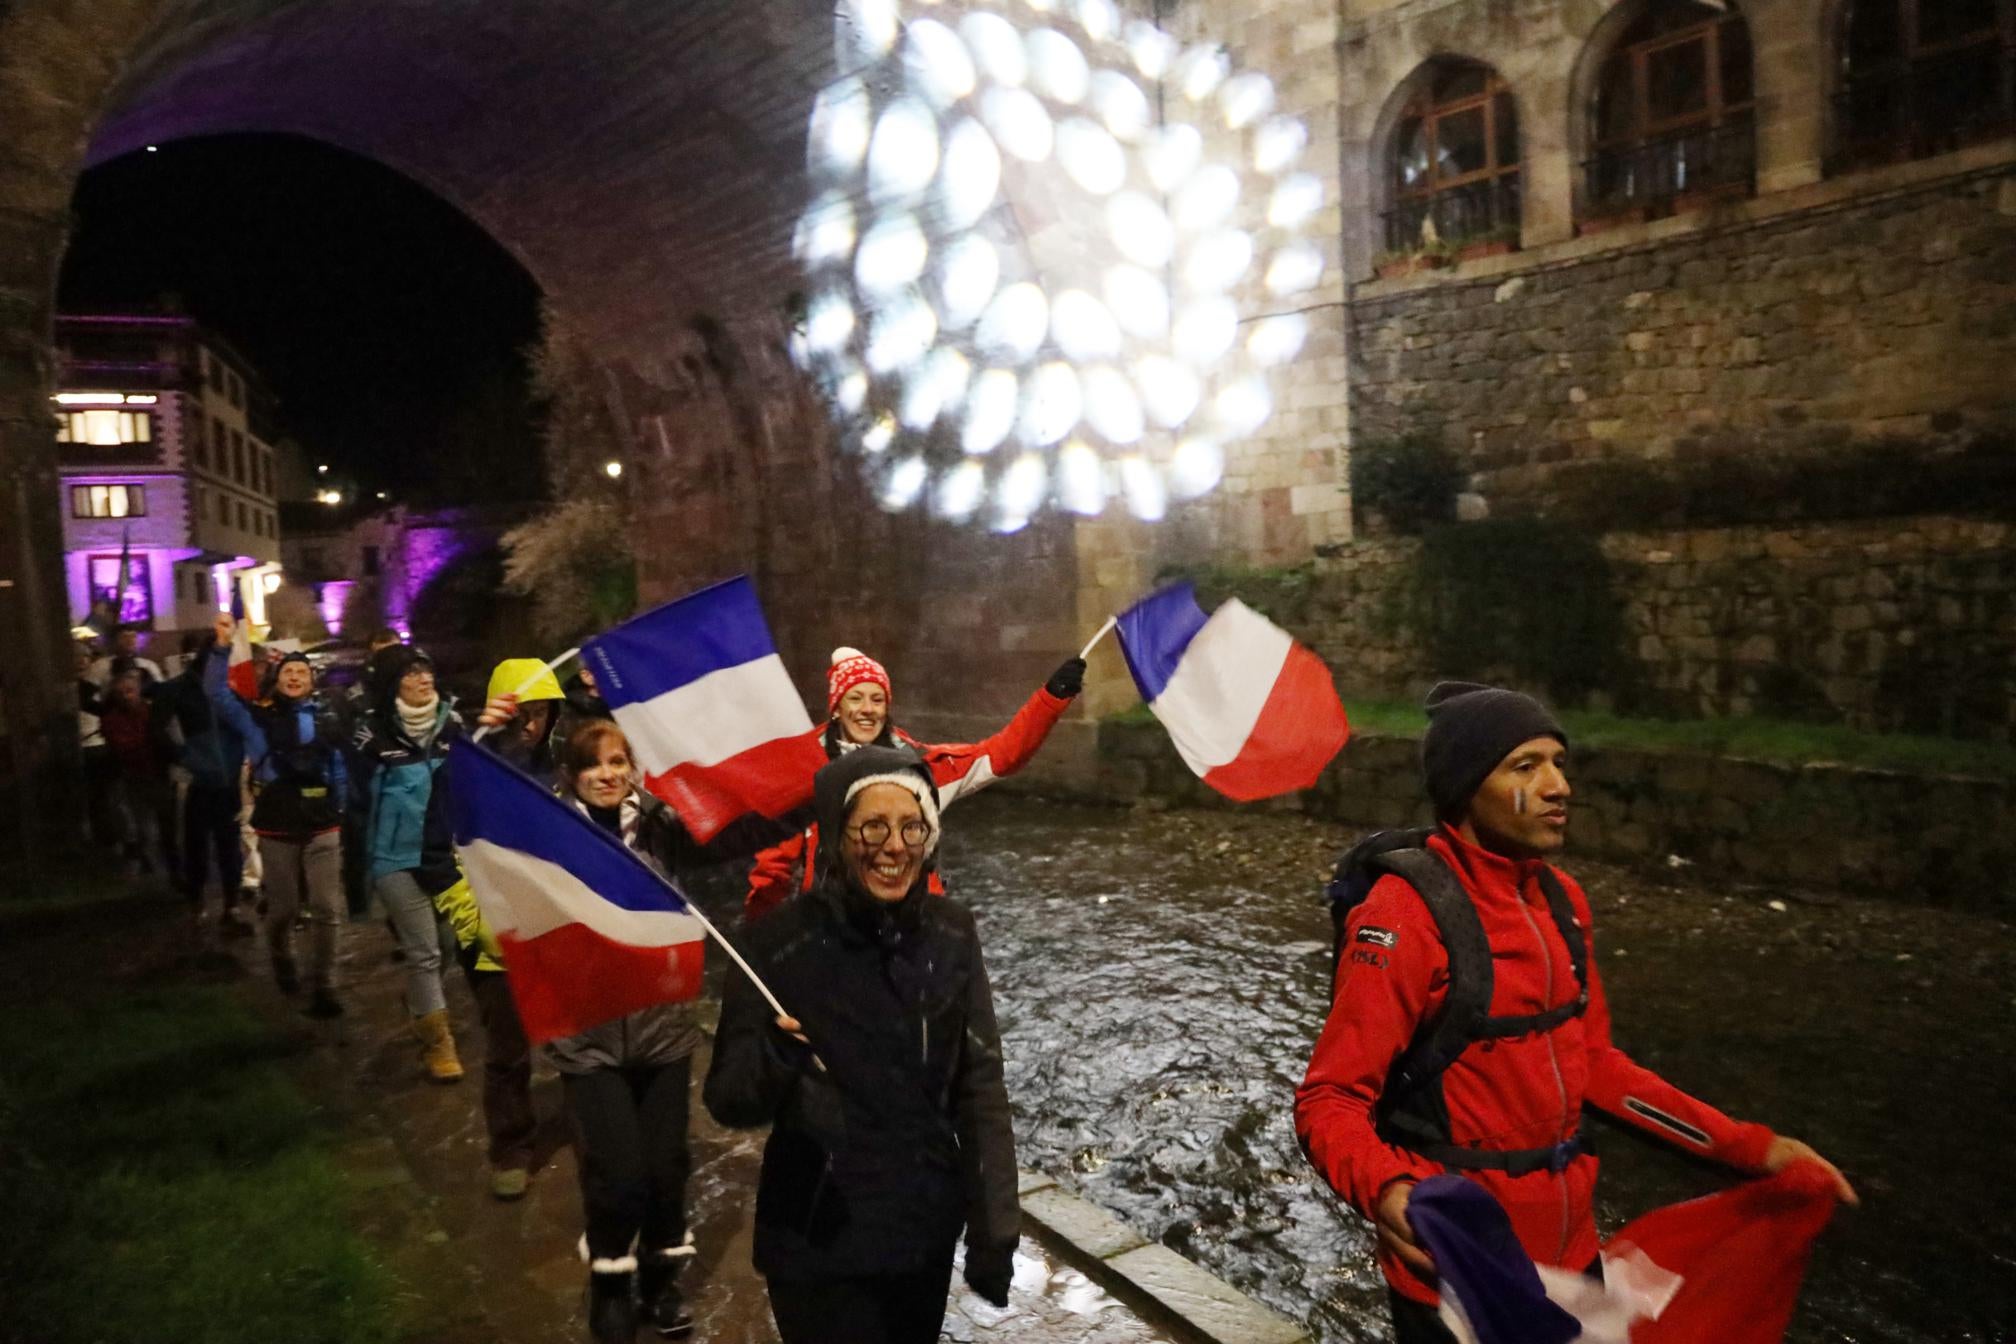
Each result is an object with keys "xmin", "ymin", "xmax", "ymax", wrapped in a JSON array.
[
  {"xmin": 563, "ymin": 1058, "xmax": 692, "ymax": 1261},
  {"xmin": 1389, "ymin": 1254, "xmax": 1605, "ymax": 1343},
  {"xmin": 181, "ymin": 783, "xmax": 243, "ymax": 906},
  {"xmin": 466, "ymin": 968, "xmax": 536, "ymax": 1170},
  {"xmin": 767, "ymin": 1255, "xmax": 956, "ymax": 1344}
]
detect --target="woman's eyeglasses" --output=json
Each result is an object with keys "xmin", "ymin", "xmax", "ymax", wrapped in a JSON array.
[{"xmin": 848, "ymin": 819, "xmax": 933, "ymax": 848}]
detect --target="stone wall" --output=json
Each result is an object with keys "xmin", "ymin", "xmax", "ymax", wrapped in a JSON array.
[
  {"xmin": 1098, "ymin": 721, "xmax": 2016, "ymax": 913},
  {"xmin": 1349, "ymin": 162, "xmax": 2016, "ymax": 513},
  {"xmin": 1198, "ymin": 514, "xmax": 2016, "ymax": 742}
]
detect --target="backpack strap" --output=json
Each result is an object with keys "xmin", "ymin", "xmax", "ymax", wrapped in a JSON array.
[
  {"xmin": 1374, "ymin": 848, "xmax": 1494, "ymax": 1110},
  {"xmin": 1371, "ymin": 848, "xmax": 1594, "ymax": 1177}
]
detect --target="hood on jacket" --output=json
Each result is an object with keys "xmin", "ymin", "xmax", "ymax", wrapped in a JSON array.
[
  {"xmin": 487, "ymin": 657, "xmax": 565, "ymax": 770},
  {"xmin": 810, "ymin": 746, "xmax": 940, "ymax": 932}
]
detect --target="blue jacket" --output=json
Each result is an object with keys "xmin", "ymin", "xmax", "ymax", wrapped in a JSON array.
[
  {"xmin": 157, "ymin": 651, "xmax": 246, "ymax": 790},
  {"xmin": 353, "ymin": 701, "xmax": 462, "ymax": 881},
  {"xmin": 203, "ymin": 653, "xmax": 347, "ymax": 836}
]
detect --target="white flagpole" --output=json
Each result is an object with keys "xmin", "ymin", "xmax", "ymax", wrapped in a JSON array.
[
  {"xmin": 1079, "ymin": 615, "xmax": 1118, "ymax": 661},
  {"xmin": 470, "ymin": 646, "xmax": 581, "ymax": 745},
  {"xmin": 667, "ymin": 880, "xmax": 823, "ymax": 1067}
]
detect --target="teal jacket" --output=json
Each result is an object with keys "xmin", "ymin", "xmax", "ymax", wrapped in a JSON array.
[{"xmin": 353, "ymin": 701, "xmax": 463, "ymax": 882}]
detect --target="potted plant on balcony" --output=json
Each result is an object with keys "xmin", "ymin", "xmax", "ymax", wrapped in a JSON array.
[
  {"xmin": 1670, "ymin": 178, "xmax": 1749, "ymax": 217},
  {"xmin": 1455, "ymin": 224, "xmax": 1520, "ymax": 262},
  {"xmin": 1373, "ymin": 237, "xmax": 1455, "ymax": 280},
  {"xmin": 1577, "ymin": 200, "xmax": 1650, "ymax": 236}
]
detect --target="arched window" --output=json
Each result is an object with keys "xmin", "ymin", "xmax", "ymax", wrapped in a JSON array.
[
  {"xmin": 1584, "ymin": 2, "xmax": 1755, "ymax": 224},
  {"xmin": 1386, "ymin": 60, "xmax": 1522, "ymax": 254},
  {"xmin": 1834, "ymin": 0, "xmax": 2015, "ymax": 171}
]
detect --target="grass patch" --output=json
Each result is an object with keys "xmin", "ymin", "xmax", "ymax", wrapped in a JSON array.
[
  {"xmin": 1339, "ymin": 700, "xmax": 2016, "ymax": 780},
  {"xmin": 0, "ymin": 985, "xmax": 402, "ymax": 1344},
  {"xmin": 0, "ymin": 854, "xmax": 144, "ymax": 918}
]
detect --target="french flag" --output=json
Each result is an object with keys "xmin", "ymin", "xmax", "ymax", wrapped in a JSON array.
[
  {"xmin": 226, "ymin": 581, "xmax": 261, "ymax": 700},
  {"xmin": 582, "ymin": 576, "xmax": 827, "ymax": 843},
  {"xmin": 1114, "ymin": 582, "xmax": 1350, "ymax": 801},
  {"xmin": 1407, "ymin": 1165, "xmax": 1839, "ymax": 1344},
  {"xmin": 444, "ymin": 740, "xmax": 705, "ymax": 1044}
]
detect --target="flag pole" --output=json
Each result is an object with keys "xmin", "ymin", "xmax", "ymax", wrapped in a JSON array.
[
  {"xmin": 655, "ymin": 874, "xmax": 820, "ymax": 1065},
  {"xmin": 1079, "ymin": 615, "xmax": 1118, "ymax": 661},
  {"xmin": 471, "ymin": 646, "xmax": 581, "ymax": 745}
]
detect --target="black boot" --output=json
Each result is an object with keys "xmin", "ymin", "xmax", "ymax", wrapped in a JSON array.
[
  {"xmin": 638, "ymin": 1249, "xmax": 694, "ymax": 1339},
  {"xmin": 587, "ymin": 1267, "xmax": 636, "ymax": 1344}
]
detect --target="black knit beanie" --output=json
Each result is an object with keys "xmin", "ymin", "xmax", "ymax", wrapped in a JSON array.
[{"xmin": 1420, "ymin": 681, "xmax": 1567, "ymax": 818}]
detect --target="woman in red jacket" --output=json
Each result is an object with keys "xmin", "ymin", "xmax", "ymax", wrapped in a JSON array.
[
  {"xmin": 1295, "ymin": 682, "xmax": 1854, "ymax": 1342},
  {"xmin": 742, "ymin": 647, "xmax": 1083, "ymax": 921}
]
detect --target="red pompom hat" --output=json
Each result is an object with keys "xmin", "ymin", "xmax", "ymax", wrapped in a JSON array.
[{"xmin": 827, "ymin": 646, "xmax": 892, "ymax": 716}]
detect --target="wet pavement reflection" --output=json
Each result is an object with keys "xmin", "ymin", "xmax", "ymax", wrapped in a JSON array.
[{"xmin": 942, "ymin": 794, "xmax": 2016, "ymax": 1344}]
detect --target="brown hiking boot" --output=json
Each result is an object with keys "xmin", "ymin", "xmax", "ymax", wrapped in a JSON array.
[{"xmin": 415, "ymin": 1009, "xmax": 465, "ymax": 1082}]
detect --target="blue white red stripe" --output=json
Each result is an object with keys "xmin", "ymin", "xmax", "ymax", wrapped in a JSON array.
[
  {"xmin": 583, "ymin": 576, "xmax": 826, "ymax": 842},
  {"xmin": 445, "ymin": 741, "xmax": 705, "ymax": 1043},
  {"xmin": 1407, "ymin": 1166, "xmax": 1838, "ymax": 1344},
  {"xmin": 1115, "ymin": 582, "xmax": 1349, "ymax": 801}
]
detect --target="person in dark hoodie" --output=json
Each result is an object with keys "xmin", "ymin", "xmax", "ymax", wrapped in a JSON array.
[
  {"xmin": 205, "ymin": 614, "xmax": 349, "ymax": 1017},
  {"xmin": 158, "ymin": 632, "xmax": 250, "ymax": 931},
  {"xmin": 354, "ymin": 644, "xmax": 466, "ymax": 1081},
  {"xmin": 705, "ymin": 745, "xmax": 1020, "ymax": 1344}
]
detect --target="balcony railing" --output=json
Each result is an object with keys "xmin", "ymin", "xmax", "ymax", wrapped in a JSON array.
[
  {"xmin": 1383, "ymin": 174, "xmax": 1522, "ymax": 253},
  {"xmin": 1830, "ymin": 44, "xmax": 2016, "ymax": 173},
  {"xmin": 1584, "ymin": 115, "xmax": 1755, "ymax": 218}
]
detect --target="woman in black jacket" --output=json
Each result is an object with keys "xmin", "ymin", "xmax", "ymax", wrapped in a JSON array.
[{"xmin": 704, "ymin": 746, "xmax": 1020, "ymax": 1344}]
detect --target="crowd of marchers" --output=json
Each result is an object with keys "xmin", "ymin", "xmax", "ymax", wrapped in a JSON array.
[{"xmin": 73, "ymin": 615, "xmax": 1853, "ymax": 1344}]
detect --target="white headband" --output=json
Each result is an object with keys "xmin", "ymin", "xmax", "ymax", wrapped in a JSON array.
[{"xmin": 842, "ymin": 770, "xmax": 941, "ymax": 856}]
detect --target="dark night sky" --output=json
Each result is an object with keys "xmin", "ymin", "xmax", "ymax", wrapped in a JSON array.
[{"xmin": 58, "ymin": 133, "xmax": 544, "ymax": 505}]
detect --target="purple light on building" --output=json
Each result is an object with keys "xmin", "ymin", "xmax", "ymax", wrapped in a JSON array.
[{"xmin": 319, "ymin": 579, "xmax": 354, "ymax": 633}]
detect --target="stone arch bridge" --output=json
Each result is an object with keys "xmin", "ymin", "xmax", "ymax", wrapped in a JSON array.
[{"xmin": 0, "ymin": 0, "xmax": 1357, "ymax": 809}]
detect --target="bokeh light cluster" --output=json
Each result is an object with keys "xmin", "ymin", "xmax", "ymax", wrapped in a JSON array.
[{"xmin": 790, "ymin": 0, "xmax": 1323, "ymax": 530}]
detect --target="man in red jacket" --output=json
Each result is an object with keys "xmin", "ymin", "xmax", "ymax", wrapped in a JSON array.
[{"xmin": 1295, "ymin": 681, "xmax": 1855, "ymax": 1342}]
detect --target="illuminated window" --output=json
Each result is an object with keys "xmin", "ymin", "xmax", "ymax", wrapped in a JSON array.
[
  {"xmin": 55, "ymin": 410, "xmax": 153, "ymax": 445},
  {"xmin": 1386, "ymin": 60, "xmax": 1522, "ymax": 253},
  {"xmin": 71, "ymin": 483, "xmax": 148, "ymax": 518},
  {"xmin": 88, "ymin": 553, "xmax": 153, "ymax": 627},
  {"xmin": 1585, "ymin": 2, "xmax": 1755, "ymax": 222},
  {"xmin": 1834, "ymin": 0, "xmax": 2015, "ymax": 171}
]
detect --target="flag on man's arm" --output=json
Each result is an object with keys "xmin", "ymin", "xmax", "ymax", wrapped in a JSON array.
[
  {"xmin": 1115, "ymin": 582, "xmax": 1349, "ymax": 801},
  {"xmin": 445, "ymin": 740, "xmax": 705, "ymax": 1043},
  {"xmin": 582, "ymin": 576, "xmax": 828, "ymax": 843}
]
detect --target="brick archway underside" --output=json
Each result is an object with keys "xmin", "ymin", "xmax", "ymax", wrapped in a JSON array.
[
  {"xmin": 0, "ymin": 0, "xmax": 1111, "ymax": 806},
  {"xmin": 90, "ymin": 0, "xmax": 832, "ymax": 361}
]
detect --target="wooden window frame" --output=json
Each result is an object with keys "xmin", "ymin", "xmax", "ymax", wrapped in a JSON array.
[
  {"xmin": 1386, "ymin": 61, "xmax": 1523, "ymax": 254},
  {"xmin": 1833, "ymin": 0, "xmax": 2016, "ymax": 171}
]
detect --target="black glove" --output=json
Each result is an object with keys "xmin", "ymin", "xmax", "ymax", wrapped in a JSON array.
[
  {"xmin": 965, "ymin": 1243, "xmax": 1014, "ymax": 1308},
  {"xmin": 1045, "ymin": 657, "xmax": 1086, "ymax": 699}
]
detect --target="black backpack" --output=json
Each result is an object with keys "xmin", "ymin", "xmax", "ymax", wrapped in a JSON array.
[{"xmin": 1324, "ymin": 828, "xmax": 1593, "ymax": 1177}]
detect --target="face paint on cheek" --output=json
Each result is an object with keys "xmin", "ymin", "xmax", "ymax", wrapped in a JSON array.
[{"xmin": 1514, "ymin": 788, "xmax": 1527, "ymax": 816}]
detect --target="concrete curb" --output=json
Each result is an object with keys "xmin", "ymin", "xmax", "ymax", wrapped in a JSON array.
[{"xmin": 1017, "ymin": 1170, "xmax": 1311, "ymax": 1344}]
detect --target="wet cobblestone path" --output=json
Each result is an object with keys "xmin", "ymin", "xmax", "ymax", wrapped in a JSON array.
[{"xmin": 946, "ymin": 794, "xmax": 2016, "ymax": 1344}]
